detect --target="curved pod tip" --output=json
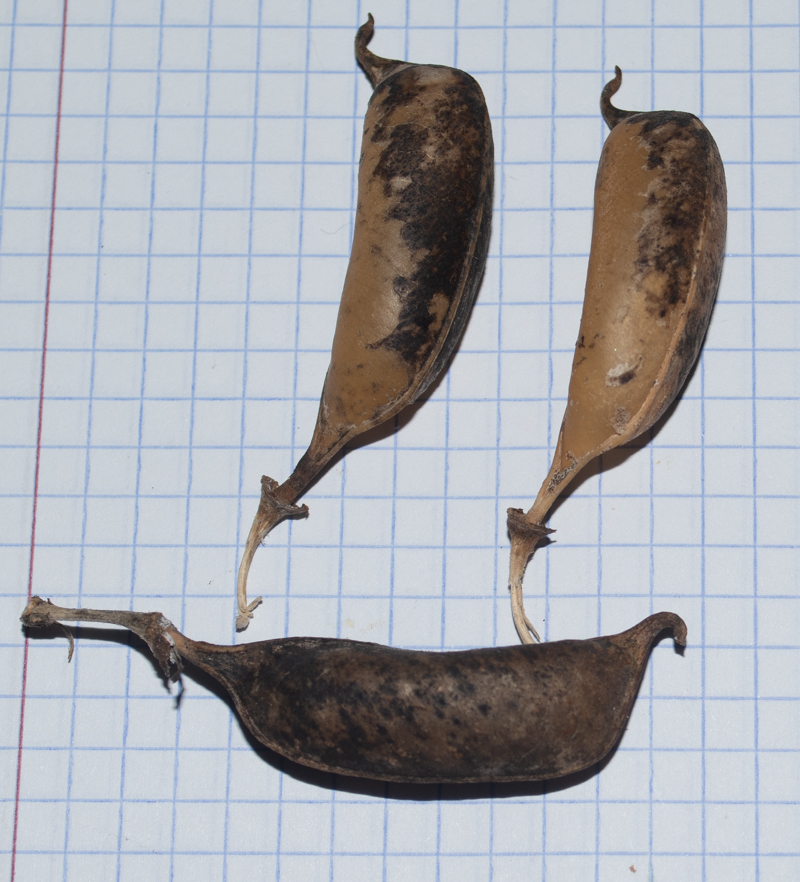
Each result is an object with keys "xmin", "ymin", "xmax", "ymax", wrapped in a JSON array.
[
  {"xmin": 628, "ymin": 610, "xmax": 687, "ymax": 650},
  {"xmin": 22, "ymin": 599, "xmax": 686, "ymax": 785},
  {"xmin": 355, "ymin": 13, "xmax": 406, "ymax": 88},
  {"xmin": 600, "ymin": 66, "xmax": 637, "ymax": 130}
]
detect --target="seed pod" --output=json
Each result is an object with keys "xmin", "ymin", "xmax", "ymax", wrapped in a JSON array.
[
  {"xmin": 507, "ymin": 68, "xmax": 726, "ymax": 643},
  {"xmin": 237, "ymin": 14, "xmax": 494, "ymax": 630},
  {"xmin": 22, "ymin": 597, "xmax": 684, "ymax": 784}
]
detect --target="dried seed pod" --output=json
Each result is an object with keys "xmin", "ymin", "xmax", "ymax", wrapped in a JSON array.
[
  {"xmin": 22, "ymin": 597, "xmax": 684, "ymax": 784},
  {"xmin": 237, "ymin": 14, "xmax": 494, "ymax": 630},
  {"xmin": 507, "ymin": 68, "xmax": 726, "ymax": 643}
]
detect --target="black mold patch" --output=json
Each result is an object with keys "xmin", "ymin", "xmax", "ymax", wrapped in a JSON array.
[
  {"xmin": 630, "ymin": 111, "xmax": 713, "ymax": 321},
  {"xmin": 371, "ymin": 69, "xmax": 426, "ymax": 112},
  {"xmin": 606, "ymin": 354, "xmax": 643, "ymax": 387},
  {"xmin": 613, "ymin": 369, "xmax": 636, "ymax": 385},
  {"xmin": 366, "ymin": 67, "xmax": 490, "ymax": 368}
]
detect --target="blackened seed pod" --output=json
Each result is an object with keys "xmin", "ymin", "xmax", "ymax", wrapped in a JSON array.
[
  {"xmin": 507, "ymin": 68, "xmax": 726, "ymax": 643},
  {"xmin": 236, "ymin": 14, "xmax": 494, "ymax": 630},
  {"xmin": 22, "ymin": 597, "xmax": 684, "ymax": 784}
]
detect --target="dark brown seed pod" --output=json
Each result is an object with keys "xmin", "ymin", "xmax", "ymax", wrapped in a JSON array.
[
  {"xmin": 237, "ymin": 14, "xmax": 494, "ymax": 630},
  {"xmin": 507, "ymin": 67, "xmax": 727, "ymax": 643},
  {"xmin": 22, "ymin": 597, "xmax": 684, "ymax": 784}
]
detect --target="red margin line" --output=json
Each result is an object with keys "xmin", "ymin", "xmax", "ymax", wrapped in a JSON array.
[{"xmin": 10, "ymin": 1, "xmax": 69, "ymax": 878}]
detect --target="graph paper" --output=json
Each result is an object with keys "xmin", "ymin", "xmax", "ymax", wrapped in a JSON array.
[{"xmin": 2, "ymin": 0, "xmax": 799, "ymax": 878}]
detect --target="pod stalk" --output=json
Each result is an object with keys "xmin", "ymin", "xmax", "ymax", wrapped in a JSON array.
[
  {"xmin": 20, "ymin": 596, "xmax": 183, "ymax": 680},
  {"xmin": 236, "ymin": 475, "xmax": 309, "ymax": 631},
  {"xmin": 506, "ymin": 442, "xmax": 570, "ymax": 643},
  {"xmin": 506, "ymin": 510, "xmax": 555, "ymax": 643}
]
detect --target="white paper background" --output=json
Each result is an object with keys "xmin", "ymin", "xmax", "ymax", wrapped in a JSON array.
[{"xmin": 2, "ymin": 0, "xmax": 800, "ymax": 879}]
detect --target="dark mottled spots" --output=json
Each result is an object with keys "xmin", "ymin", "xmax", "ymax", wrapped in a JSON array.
[
  {"xmin": 633, "ymin": 110, "xmax": 698, "ymax": 171},
  {"xmin": 348, "ymin": 722, "xmax": 367, "ymax": 743},
  {"xmin": 372, "ymin": 73, "xmax": 426, "ymax": 111},
  {"xmin": 548, "ymin": 452, "xmax": 578, "ymax": 491},
  {"xmin": 630, "ymin": 111, "xmax": 713, "ymax": 321},
  {"xmin": 365, "ymin": 67, "xmax": 490, "ymax": 368},
  {"xmin": 612, "ymin": 406, "xmax": 631, "ymax": 434},
  {"xmin": 478, "ymin": 703, "xmax": 491, "ymax": 716}
]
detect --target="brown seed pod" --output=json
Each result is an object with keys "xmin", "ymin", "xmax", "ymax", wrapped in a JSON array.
[
  {"xmin": 21, "ymin": 597, "xmax": 684, "ymax": 784},
  {"xmin": 507, "ymin": 68, "xmax": 727, "ymax": 643},
  {"xmin": 237, "ymin": 14, "xmax": 494, "ymax": 630}
]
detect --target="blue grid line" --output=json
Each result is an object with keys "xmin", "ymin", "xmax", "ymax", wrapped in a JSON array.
[
  {"xmin": 224, "ymin": 0, "xmax": 262, "ymax": 876},
  {"xmin": 751, "ymin": 1, "xmax": 760, "ymax": 877},
  {"xmin": 327, "ymin": 7, "xmax": 361, "ymax": 880},
  {"xmin": 12, "ymin": 785, "xmax": 800, "ymax": 799},
  {"xmin": 0, "ymin": 0, "xmax": 21, "ymax": 870},
  {"xmin": 596, "ymin": 8, "xmax": 606, "ymax": 880},
  {"xmin": 699, "ymin": 2, "xmax": 709, "ymax": 879},
  {"xmin": 13, "ymin": 65, "xmax": 800, "ymax": 75},
  {"xmin": 540, "ymin": 4, "xmax": 558, "ymax": 877},
  {"xmin": 487, "ymin": 1, "xmax": 508, "ymax": 872},
  {"xmin": 6, "ymin": 20, "xmax": 800, "ymax": 28},
  {"xmin": 381, "ymin": 5, "xmax": 412, "ymax": 880},
  {"xmin": 60, "ymin": 2, "xmax": 116, "ymax": 877},
  {"xmin": 167, "ymin": 4, "xmax": 213, "ymax": 877},
  {"xmin": 119, "ymin": 0, "xmax": 164, "ymax": 876},
  {"xmin": 273, "ymin": 7, "xmax": 313, "ymax": 879},
  {"xmin": 647, "ymin": 1, "xmax": 658, "ymax": 868}
]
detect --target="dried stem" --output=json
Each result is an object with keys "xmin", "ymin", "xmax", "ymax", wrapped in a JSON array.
[
  {"xmin": 236, "ymin": 475, "xmax": 308, "ymax": 631},
  {"xmin": 506, "ymin": 509, "xmax": 555, "ymax": 643},
  {"xmin": 20, "ymin": 596, "xmax": 183, "ymax": 680}
]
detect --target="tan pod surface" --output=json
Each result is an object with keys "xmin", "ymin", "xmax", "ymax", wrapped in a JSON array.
[
  {"xmin": 236, "ymin": 16, "xmax": 493, "ymax": 629},
  {"xmin": 507, "ymin": 69, "xmax": 726, "ymax": 643}
]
